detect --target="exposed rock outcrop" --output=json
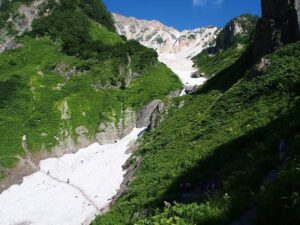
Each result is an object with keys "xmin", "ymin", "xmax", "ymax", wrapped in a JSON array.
[
  {"xmin": 54, "ymin": 63, "xmax": 77, "ymax": 81},
  {"xmin": 113, "ymin": 13, "xmax": 219, "ymax": 55},
  {"xmin": 96, "ymin": 109, "xmax": 136, "ymax": 144},
  {"xmin": 136, "ymin": 99, "xmax": 165, "ymax": 130},
  {"xmin": 253, "ymin": 57, "xmax": 271, "ymax": 74},
  {"xmin": 0, "ymin": 0, "xmax": 45, "ymax": 53},
  {"xmin": 0, "ymin": 33, "xmax": 23, "ymax": 52},
  {"xmin": 253, "ymin": 0, "xmax": 300, "ymax": 57},
  {"xmin": 208, "ymin": 14, "xmax": 258, "ymax": 54},
  {"xmin": 113, "ymin": 13, "xmax": 219, "ymax": 86}
]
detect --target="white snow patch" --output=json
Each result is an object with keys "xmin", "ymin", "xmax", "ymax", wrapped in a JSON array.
[
  {"xmin": 22, "ymin": 135, "xmax": 27, "ymax": 141},
  {"xmin": 158, "ymin": 53, "xmax": 206, "ymax": 87},
  {"xmin": 0, "ymin": 127, "xmax": 146, "ymax": 225},
  {"xmin": 113, "ymin": 14, "xmax": 220, "ymax": 89}
]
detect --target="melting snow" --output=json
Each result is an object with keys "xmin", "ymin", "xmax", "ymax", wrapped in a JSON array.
[
  {"xmin": 113, "ymin": 13, "xmax": 220, "ymax": 88},
  {"xmin": 158, "ymin": 53, "xmax": 206, "ymax": 87},
  {"xmin": 0, "ymin": 127, "xmax": 146, "ymax": 225}
]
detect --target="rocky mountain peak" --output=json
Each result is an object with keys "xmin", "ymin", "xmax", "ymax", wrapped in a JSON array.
[
  {"xmin": 113, "ymin": 13, "xmax": 220, "ymax": 86},
  {"xmin": 113, "ymin": 13, "xmax": 220, "ymax": 55}
]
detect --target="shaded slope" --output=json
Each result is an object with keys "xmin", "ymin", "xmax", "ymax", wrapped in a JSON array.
[
  {"xmin": 193, "ymin": 14, "xmax": 258, "ymax": 78},
  {"xmin": 93, "ymin": 42, "xmax": 300, "ymax": 225}
]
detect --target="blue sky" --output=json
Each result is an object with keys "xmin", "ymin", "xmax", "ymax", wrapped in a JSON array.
[{"xmin": 103, "ymin": 0, "xmax": 261, "ymax": 31}]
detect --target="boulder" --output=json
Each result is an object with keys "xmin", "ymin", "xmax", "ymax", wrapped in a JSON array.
[
  {"xmin": 136, "ymin": 99, "xmax": 165, "ymax": 129},
  {"xmin": 191, "ymin": 71, "xmax": 206, "ymax": 78},
  {"xmin": 184, "ymin": 85, "xmax": 198, "ymax": 94},
  {"xmin": 253, "ymin": 57, "xmax": 271, "ymax": 74},
  {"xmin": 54, "ymin": 63, "xmax": 77, "ymax": 81},
  {"xmin": 167, "ymin": 89, "xmax": 182, "ymax": 98}
]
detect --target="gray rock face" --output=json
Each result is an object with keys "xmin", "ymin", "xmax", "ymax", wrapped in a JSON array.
[
  {"xmin": 254, "ymin": 57, "xmax": 271, "ymax": 74},
  {"xmin": 0, "ymin": 35, "xmax": 23, "ymax": 53},
  {"xmin": 167, "ymin": 89, "xmax": 182, "ymax": 98},
  {"xmin": 253, "ymin": 0, "xmax": 300, "ymax": 57},
  {"xmin": 5, "ymin": 39, "xmax": 23, "ymax": 50},
  {"xmin": 96, "ymin": 109, "xmax": 136, "ymax": 144},
  {"xmin": 212, "ymin": 15, "xmax": 258, "ymax": 53},
  {"xmin": 184, "ymin": 85, "xmax": 198, "ymax": 94},
  {"xmin": 296, "ymin": 0, "xmax": 300, "ymax": 28},
  {"xmin": 0, "ymin": 0, "xmax": 45, "ymax": 54},
  {"xmin": 54, "ymin": 63, "xmax": 77, "ymax": 81},
  {"xmin": 136, "ymin": 99, "xmax": 165, "ymax": 130}
]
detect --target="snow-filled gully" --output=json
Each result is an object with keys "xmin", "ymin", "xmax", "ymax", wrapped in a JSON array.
[
  {"xmin": 0, "ymin": 127, "xmax": 146, "ymax": 225},
  {"xmin": 157, "ymin": 47, "xmax": 208, "ymax": 95}
]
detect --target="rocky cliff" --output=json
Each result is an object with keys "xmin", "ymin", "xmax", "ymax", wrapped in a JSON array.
[
  {"xmin": 0, "ymin": 0, "xmax": 45, "ymax": 53},
  {"xmin": 254, "ymin": 0, "xmax": 300, "ymax": 57},
  {"xmin": 213, "ymin": 14, "xmax": 259, "ymax": 53}
]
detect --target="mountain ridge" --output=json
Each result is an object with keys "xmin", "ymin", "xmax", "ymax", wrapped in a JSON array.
[
  {"xmin": 113, "ymin": 13, "xmax": 220, "ymax": 87},
  {"xmin": 113, "ymin": 12, "xmax": 220, "ymax": 55}
]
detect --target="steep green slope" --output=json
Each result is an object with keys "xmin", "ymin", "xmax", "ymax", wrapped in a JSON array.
[
  {"xmin": 193, "ymin": 14, "xmax": 258, "ymax": 78},
  {"xmin": 0, "ymin": 0, "xmax": 181, "ymax": 178},
  {"xmin": 93, "ymin": 42, "xmax": 300, "ymax": 224},
  {"xmin": 257, "ymin": 134, "xmax": 300, "ymax": 225}
]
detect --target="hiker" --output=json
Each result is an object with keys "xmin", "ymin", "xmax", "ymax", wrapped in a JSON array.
[
  {"xmin": 47, "ymin": 170, "xmax": 50, "ymax": 175},
  {"xmin": 279, "ymin": 139, "xmax": 288, "ymax": 162},
  {"xmin": 67, "ymin": 178, "xmax": 70, "ymax": 184}
]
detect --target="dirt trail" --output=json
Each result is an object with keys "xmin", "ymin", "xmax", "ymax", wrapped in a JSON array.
[
  {"xmin": 21, "ymin": 135, "xmax": 101, "ymax": 212},
  {"xmin": 40, "ymin": 170, "xmax": 101, "ymax": 211}
]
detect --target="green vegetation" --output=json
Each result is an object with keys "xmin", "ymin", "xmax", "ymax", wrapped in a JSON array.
[
  {"xmin": 193, "ymin": 14, "xmax": 258, "ymax": 78},
  {"xmin": 1, "ymin": 2, "xmax": 299, "ymax": 225},
  {"xmin": 90, "ymin": 22, "xmax": 123, "ymax": 45},
  {"xmin": 257, "ymin": 134, "xmax": 300, "ymax": 225},
  {"xmin": 31, "ymin": 0, "xmax": 115, "ymax": 56},
  {"xmin": 192, "ymin": 44, "xmax": 247, "ymax": 78},
  {"xmin": 31, "ymin": 0, "xmax": 158, "ymax": 74},
  {"xmin": 93, "ymin": 42, "xmax": 300, "ymax": 225},
  {"xmin": 0, "ymin": 0, "xmax": 181, "ymax": 179},
  {"xmin": 0, "ymin": 35, "xmax": 181, "ymax": 174}
]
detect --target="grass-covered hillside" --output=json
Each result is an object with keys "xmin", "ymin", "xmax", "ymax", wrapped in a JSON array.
[
  {"xmin": 193, "ymin": 14, "xmax": 258, "ymax": 78},
  {"xmin": 0, "ymin": 0, "xmax": 181, "ymax": 178},
  {"xmin": 93, "ymin": 41, "xmax": 300, "ymax": 225}
]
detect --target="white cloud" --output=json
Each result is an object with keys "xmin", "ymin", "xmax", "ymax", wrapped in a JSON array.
[
  {"xmin": 213, "ymin": 0, "xmax": 223, "ymax": 5},
  {"xmin": 193, "ymin": 0, "xmax": 208, "ymax": 7},
  {"xmin": 193, "ymin": 0, "xmax": 224, "ymax": 7}
]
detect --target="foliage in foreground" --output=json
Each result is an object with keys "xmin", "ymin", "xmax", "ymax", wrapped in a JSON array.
[{"xmin": 93, "ymin": 42, "xmax": 300, "ymax": 225}]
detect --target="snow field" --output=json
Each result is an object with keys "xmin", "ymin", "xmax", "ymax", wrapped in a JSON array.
[{"xmin": 0, "ymin": 127, "xmax": 146, "ymax": 225}]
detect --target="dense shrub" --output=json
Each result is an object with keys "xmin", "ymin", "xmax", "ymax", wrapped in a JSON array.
[
  {"xmin": 31, "ymin": 0, "xmax": 157, "ymax": 76},
  {"xmin": 94, "ymin": 42, "xmax": 300, "ymax": 225}
]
